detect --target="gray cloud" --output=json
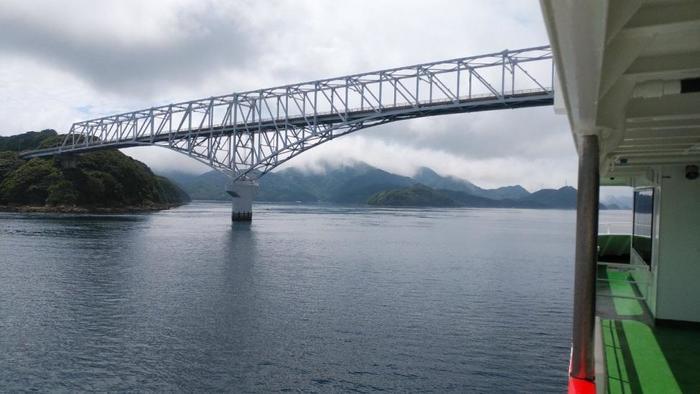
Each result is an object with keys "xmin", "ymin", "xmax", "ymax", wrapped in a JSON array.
[
  {"xmin": 0, "ymin": 1, "xmax": 255, "ymax": 96},
  {"xmin": 0, "ymin": 0, "xmax": 586, "ymax": 191},
  {"xmin": 364, "ymin": 107, "xmax": 574, "ymax": 161}
]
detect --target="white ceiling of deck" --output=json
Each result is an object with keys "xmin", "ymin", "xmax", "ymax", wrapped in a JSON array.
[{"xmin": 542, "ymin": 0, "xmax": 700, "ymax": 178}]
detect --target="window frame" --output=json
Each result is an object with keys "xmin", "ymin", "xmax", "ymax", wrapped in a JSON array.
[{"xmin": 632, "ymin": 188, "xmax": 654, "ymax": 265}]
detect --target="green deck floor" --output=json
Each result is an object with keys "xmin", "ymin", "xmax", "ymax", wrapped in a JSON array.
[
  {"xmin": 606, "ymin": 270, "xmax": 644, "ymax": 317},
  {"xmin": 598, "ymin": 267, "xmax": 700, "ymax": 393}
]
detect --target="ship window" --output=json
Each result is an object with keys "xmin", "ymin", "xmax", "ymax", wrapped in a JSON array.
[{"xmin": 632, "ymin": 188, "xmax": 654, "ymax": 264}]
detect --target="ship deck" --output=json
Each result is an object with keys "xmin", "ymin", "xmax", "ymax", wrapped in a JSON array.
[{"xmin": 596, "ymin": 265, "xmax": 700, "ymax": 393}]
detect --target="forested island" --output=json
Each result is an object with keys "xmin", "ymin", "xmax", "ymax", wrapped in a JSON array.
[{"xmin": 0, "ymin": 130, "xmax": 189, "ymax": 212}]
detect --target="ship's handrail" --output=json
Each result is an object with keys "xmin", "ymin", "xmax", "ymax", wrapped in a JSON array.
[{"xmin": 596, "ymin": 261, "xmax": 650, "ymax": 303}]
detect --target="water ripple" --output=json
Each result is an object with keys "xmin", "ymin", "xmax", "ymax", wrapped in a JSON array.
[{"xmin": 0, "ymin": 202, "xmax": 593, "ymax": 392}]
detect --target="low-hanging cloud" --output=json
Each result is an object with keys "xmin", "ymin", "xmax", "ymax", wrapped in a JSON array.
[{"xmin": 0, "ymin": 0, "xmax": 583, "ymax": 191}]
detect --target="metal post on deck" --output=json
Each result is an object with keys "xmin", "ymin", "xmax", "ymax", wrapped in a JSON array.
[{"xmin": 571, "ymin": 134, "xmax": 599, "ymax": 381}]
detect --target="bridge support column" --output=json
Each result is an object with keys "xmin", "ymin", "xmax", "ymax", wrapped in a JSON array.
[{"xmin": 226, "ymin": 180, "xmax": 259, "ymax": 222}]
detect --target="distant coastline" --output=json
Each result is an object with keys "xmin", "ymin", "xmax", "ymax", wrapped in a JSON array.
[
  {"xmin": 2, "ymin": 131, "xmax": 628, "ymax": 213},
  {"xmin": 0, "ymin": 203, "xmax": 184, "ymax": 214}
]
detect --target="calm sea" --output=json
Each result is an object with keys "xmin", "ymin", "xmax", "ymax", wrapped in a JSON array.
[{"xmin": 0, "ymin": 202, "xmax": 629, "ymax": 392}]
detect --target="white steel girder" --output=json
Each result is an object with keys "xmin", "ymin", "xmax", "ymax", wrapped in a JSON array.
[{"xmin": 20, "ymin": 46, "xmax": 554, "ymax": 181}]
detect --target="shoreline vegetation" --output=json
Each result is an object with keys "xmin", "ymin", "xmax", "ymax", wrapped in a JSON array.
[
  {"xmin": 0, "ymin": 203, "xmax": 184, "ymax": 214},
  {"xmin": 0, "ymin": 130, "xmax": 190, "ymax": 213}
]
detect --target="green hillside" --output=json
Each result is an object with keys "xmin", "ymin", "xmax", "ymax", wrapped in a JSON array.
[
  {"xmin": 0, "ymin": 130, "xmax": 189, "ymax": 211},
  {"xmin": 367, "ymin": 185, "xmax": 459, "ymax": 207}
]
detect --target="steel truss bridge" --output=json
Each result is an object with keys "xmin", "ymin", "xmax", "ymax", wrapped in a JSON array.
[{"xmin": 21, "ymin": 46, "xmax": 554, "ymax": 181}]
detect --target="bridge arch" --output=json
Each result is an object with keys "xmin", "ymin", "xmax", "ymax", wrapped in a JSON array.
[
  {"xmin": 20, "ymin": 46, "xmax": 554, "ymax": 219},
  {"xmin": 22, "ymin": 46, "xmax": 553, "ymax": 178}
]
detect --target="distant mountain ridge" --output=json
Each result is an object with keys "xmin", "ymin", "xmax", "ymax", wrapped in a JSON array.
[
  {"xmin": 162, "ymin": 162, "xmax": 603, "ymax": 210},
  {"xmin": 163, "ymin": 162, "xmax": 414, "ymax": 204},
  {"xmin": 413, "ymin": 167, "xmax": 530, "ymax": 200},
  {"xmin": 519, "ymin": 186, "xmax": 577, "ymax": 209},
  {"xmin": 368, "ymin": 184, "xmax": 581, "ymax": 209},
  {"xmin": 601, "ymin": 195, "xmax": 633, "ymax": 210}
]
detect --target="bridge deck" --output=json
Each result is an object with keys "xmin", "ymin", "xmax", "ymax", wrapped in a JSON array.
[
  {"xmin": 21, "ymin": 90, "xmax": 552, "ymax": 159},
  {"xmin": 19, "ymin": 45, "xmax": 554, "ymax": 178}
]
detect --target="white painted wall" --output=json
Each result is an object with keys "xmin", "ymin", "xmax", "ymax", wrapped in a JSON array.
[{"xmin": 654, "ymin": 164, "xmax": 700, "ymax": 322}]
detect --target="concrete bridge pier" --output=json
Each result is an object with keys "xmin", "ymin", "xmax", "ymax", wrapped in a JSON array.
[{"xmin": 226, "ymin": 179, "xmax": 259, "ymax": 222}]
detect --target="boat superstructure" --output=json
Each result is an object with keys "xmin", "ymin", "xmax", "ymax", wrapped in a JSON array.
[{"xmin": 541, "ymin": 1, "xmax": 700, "ymax": 392}]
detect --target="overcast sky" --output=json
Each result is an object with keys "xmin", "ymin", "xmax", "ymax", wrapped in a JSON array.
[{"xmin": 0, "ymin": 0, "xmax": 584, "ymax": 191}]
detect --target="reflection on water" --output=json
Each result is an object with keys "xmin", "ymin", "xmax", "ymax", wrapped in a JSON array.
[{"xmin": 0, "ymin": 202, "xmax": 596, "ymax": 392}]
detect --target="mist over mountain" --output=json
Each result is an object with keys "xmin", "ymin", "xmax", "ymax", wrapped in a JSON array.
[
  {"xmin": 263, "ymin": 163, "xmax": 414, "ymax": 203},
  {"xmin": 413, "ymin": 167, "xmax": 530, "ymax": 200},
  {"xmin": 162, "ymin": 162, "xmax": 413, "ymax": 204},
  {"xmin": 161, "ymin": 162, "xmax": 607, "ymax": 210},
  {"xmin": 601, "ymin": 194, "xmax": 633, "ymax": 210}
]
